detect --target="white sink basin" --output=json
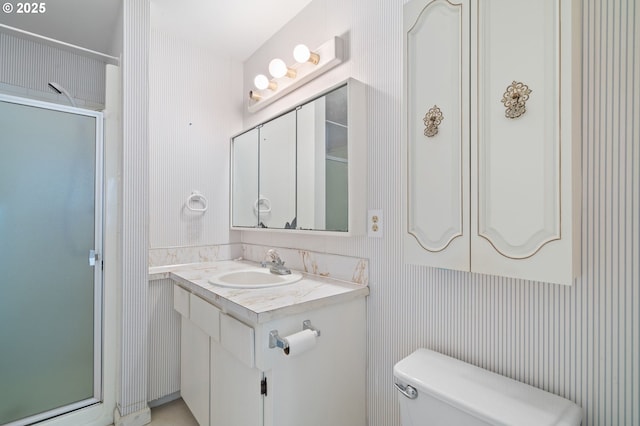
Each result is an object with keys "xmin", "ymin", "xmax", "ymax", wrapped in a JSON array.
[{"xmin": 208, "ymin": 268, "xmax": 302, "ymax": 288}]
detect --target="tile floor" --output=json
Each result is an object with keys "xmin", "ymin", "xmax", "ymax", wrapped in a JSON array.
[{"xmin": 148, "ymin": 398, "xmax": 198, "ymax": 426}]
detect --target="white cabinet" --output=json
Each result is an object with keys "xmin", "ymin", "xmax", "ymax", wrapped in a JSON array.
[
  {"xmin": 180, "ymin": 318, "xmax": 211, "ymax": 426},
  {"xmin": 173, "ymin": 285, "xmax": 366, "ymax": 426},
  {"xmin": 210, "ymin": 312, "xmax": 262, "ymax": 426},
  {"xmin": 175, "ymin": 287, "xmax": 218, "ymax": 426},
  {"xmin": 210, "ymin": 337, "xmax": 262, "ymax": 426},
  {"xmin": 402, "ymin": 0, "xmax": 581, "ymax": 285}
]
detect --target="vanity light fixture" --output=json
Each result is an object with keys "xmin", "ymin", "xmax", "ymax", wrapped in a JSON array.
[
  {"xmin": 248, "ymin": 36, "xmax": 344, "ymax": 113},
  {"xmin": 254, "ymin": 74, "xmax": 277, "ymax": 91},
  {"xmin": 293, "ymin": 44, "xmax": 320, "ymax": 65}
]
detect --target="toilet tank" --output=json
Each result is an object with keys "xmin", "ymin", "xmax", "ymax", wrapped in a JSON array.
[{"xmin": 393, "ymin": 349, "xmax": 582, "ymax": 426}]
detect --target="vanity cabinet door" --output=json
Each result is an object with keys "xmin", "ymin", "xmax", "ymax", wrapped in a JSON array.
[
  {"xmin": 179, "ymin": 293, "xmax": 222, "ymax": 426},
  {"xmin": 470, "ymin": 0, "xmax": 580, "ymax": 284},
  {"xmin": 402, "ymin": 0, "xmax": 471, "ymax": 270},
  {"xmin": 181, "ymin": 317, "xmax": 210, "ymax": 426},
  {"xmin": 210, "ymin": 316, "xmax": 263, "ymax": 426},
  {"xmin": 175, "ymin": 287, "xmax": 210, "ymax": 425}
]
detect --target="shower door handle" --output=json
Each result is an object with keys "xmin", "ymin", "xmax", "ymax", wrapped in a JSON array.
[{"xmin": 89, "ymin": 250, "xmax": 99, "ymax": 266}]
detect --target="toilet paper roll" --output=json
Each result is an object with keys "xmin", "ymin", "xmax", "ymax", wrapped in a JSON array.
[{"xmin": 283, "ymin": 329, "xmax": 318, "ymax": 356}]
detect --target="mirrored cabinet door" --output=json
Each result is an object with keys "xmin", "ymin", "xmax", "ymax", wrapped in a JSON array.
[
  {"xmin": 297, "ymin": 84, "xmax": 348, "ymax": 232},
  {"xmin": 231, "ymin": 128, "xmax": 259, "ymax": 228},
  {"xmin": 259, "ymin": 110, "xmax": 297, "ymax": 228}
]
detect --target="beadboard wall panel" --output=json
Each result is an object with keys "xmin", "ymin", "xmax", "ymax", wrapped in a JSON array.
[
  {"xmin": 0, "ymin": 32, "xmax": 106, "ymax": 107},
  {"xmin": 119, "ymin": 0, "xmax": 150, "ymax": 417},
  {"xmin": 238, "ymin": 1, "xmax": 640, "ymax": 425},
  {"xmin": 149, "ymin": 29, "xmax": 243, "ymax": 249}
]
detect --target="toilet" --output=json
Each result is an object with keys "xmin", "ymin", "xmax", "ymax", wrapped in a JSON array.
[{"xmin": 394, "ymin": 349, "xmax": 582, "ymax": 425}]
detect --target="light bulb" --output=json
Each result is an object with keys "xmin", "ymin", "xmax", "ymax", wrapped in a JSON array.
[
  {"xmin": 293, "ymin": 44, "xmax": 320, "ymax": 65},
  {"xmin": 254, "ymin": 74, "xmax": 270, "ymax": 90},
  {"xmin": 269, "ymin": 58, "xmax": 287, "ymax": 78},
  {"xmin": 293, "ymin": 44, "xmax": 310, "ymax": 63}
]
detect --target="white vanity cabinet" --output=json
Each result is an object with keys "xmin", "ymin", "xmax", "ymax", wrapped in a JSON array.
[
  {"xmin": 402, "ymin": 0, "xmax": 581, "ymax": 285},
  {"xmin": 173, "ymin": 285, "xmax": 366, "ymax": 426}
]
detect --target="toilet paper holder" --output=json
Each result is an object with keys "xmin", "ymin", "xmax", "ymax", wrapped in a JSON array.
[{"xmin": 269, "ymin": 320, "xmax": 321, "ymax": 351}]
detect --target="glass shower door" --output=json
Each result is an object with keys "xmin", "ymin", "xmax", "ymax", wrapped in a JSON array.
[{"xmin": 0, "ymin": 95, "xmax": 103, "ymax": 426}]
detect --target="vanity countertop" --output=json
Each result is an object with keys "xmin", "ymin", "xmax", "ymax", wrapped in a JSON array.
[{"xmin": 163, "ymin": 260, "xmax": 369, "ymax": 324}]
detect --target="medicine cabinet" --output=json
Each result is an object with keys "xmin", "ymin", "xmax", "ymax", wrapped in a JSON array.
[
  {"xmin": 231, "ymin": 78, "xmax": 366, "ymax": 235},
  {"xmin": 402, "ymin": 0, "xmax": 581, "ymax": 285}
]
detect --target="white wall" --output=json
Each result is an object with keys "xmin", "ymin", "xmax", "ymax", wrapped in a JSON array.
[
  {"xmin": 149, "ymin": 29, "xmax": 243, "ymax": 248},
  {"xmin": 146, "ymin": 25, "xmax": 244, "ymax": 403},
  {"xmin": 240, "ymin": 1, "xmax": 640, "ymax": 425}
]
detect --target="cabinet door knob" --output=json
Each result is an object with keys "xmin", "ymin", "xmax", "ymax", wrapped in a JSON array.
[
  {"xmin": 423, "ymin": 105, "xmax": 444, "ymax": 137},
  {"xmin": 501, "ymin": 81, "xmax": 532, "ymax": 119}
]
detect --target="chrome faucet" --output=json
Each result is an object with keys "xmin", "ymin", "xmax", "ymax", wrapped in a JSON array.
[{"xmin": 265, "ymin": 249, "xmax": 291, "ymax": 275}]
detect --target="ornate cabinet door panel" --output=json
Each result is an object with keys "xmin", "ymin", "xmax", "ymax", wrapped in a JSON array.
[
  {"xmin": 471, "ymin": 0, "xmax": 581, "ymax": 284},
  {"xmin": 403, "ymin": 0, "xmax": 470, "ymax": 270}
]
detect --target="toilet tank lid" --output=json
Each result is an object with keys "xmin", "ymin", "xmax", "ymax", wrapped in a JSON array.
[{"xmin": 393, "ymin": 349, "xmax": 582, "ymax": 426}]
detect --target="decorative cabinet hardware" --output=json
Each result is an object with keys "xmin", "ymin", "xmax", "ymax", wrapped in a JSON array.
[
  {"xmin": 501, "ymin": 81, "xmax": 532, "ymax": 119},
  {"xmin": 423, "ymin": 105, "xmax": 444, "ymax": 137}
]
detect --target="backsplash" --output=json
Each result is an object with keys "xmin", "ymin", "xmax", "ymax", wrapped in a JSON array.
[
  {"xmin": 241, "ymin": 243, "xmax": 368, "ymax": 286},
  {"xmin": 149, "ymin": 244, "xmax": 243, "ymax": 267}
]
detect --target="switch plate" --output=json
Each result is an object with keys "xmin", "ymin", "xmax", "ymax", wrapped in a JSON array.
[{"xmin": 368, "ymin": 209, "xmax": 383, "ymax": 238}]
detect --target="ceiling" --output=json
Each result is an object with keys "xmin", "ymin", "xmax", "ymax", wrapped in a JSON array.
[
  {"xmin": 151, "ymin": 0, "xmax": 313, "ymax": 60},
  {"xmin": 0, "ymin": 0, "xmax": 312, "ymax": 61}
]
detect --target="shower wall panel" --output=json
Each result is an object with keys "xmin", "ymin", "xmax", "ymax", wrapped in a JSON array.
[{"xmin": 0, "ymin": 32, "xmax": 106, "ymax": 108}]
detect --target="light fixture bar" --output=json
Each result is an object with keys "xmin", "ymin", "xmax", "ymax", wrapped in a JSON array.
[{"xmin": 248, "ymin": 36, "xmax": 344, "ymax": 113}]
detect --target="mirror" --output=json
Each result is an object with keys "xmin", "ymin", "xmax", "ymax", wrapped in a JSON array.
[
  {"xmin": 231, "ymin": 128, "xmax": 258, "ymax": 227},
  {"xmin": 259, "ymin": 110, "xmax": 296, "ymax": 228},
  {"xmin": 231, "ymin": 79, "xmax": 365, "ymax": 235}
]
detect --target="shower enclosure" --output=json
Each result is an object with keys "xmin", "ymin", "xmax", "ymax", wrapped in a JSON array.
[{"xmin": 0, "ymin": 94, "xmax": 103, "ymax": 426}]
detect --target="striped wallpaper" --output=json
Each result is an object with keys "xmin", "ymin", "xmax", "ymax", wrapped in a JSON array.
[
  {"xmin": 148, "ymin": 29, "xmax": 242, "ymax": 249},
  {"xmin": 147, "ymin": 279, "xmax": 181, "ymax": 402},
  {"xmin": 237, "ymin": 0, "xmax": 640, "ymax": 425},
  {"xmin": 120, "ymin": 0, "xmax": 150, "ymax": 417}
]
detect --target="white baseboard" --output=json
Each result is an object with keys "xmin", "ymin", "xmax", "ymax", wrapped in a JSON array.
[{"xmin": 113, "ymin": 406, "xmax": 151, "ymax": 426}]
